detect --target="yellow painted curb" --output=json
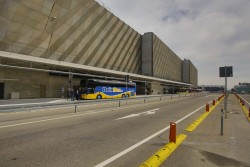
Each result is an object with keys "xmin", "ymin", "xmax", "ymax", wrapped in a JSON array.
[
  {"xmin": 185, "ymin": 112, "xmax": 209, "ymax": 132},
  {"xmin": 139, "ymin": 134, "xmax": 187, "ymax": 167},
  {"xmin": 185, "ymin": 97, "xmax": 224, "ymax": 132},
  {"xmin": 236, "ymin": 97, "xmax": 250, "ymax": 121}
]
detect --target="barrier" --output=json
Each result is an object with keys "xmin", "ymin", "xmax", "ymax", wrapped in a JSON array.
[
  {"xmin": 186, "ymin": 94, "xmax": 224, "ymax": 132},
  {"xmin": 140, "ymin": 123, "xmax": 186, "ymax": 167},
  {"xmin": 206, "ymin": 103, "xmax": 209, "ymax": 112},
  {"xmin": 234, "ymin": 94, "xmax": 250, "ymax": 121},
  {"xmin": 169, "ymin": 122, "xmax": 176, "ymax": 143},
  {"xmin": 249, "ymin": 107, "xmax": 250, "ymax": 118},
  {"xmin": 213, "ymin": 100, "xmax": 215, "ymax": 106}
]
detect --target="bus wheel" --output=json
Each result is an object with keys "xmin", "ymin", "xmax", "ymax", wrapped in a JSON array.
[{"xmin": 97, "ymin": 95, "xmax": 102, "ymax": 99}]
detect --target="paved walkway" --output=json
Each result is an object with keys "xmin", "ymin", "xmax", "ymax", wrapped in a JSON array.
[{"xmin": 165, "ymin": 94, "xmax": 250, "ymax": 167}]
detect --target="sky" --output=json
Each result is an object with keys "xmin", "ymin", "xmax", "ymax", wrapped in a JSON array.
[{"xmin": 98, "ymin": 0, "xmax": 250, "ymax": 89}]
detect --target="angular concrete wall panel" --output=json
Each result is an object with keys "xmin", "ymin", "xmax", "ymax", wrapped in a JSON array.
[{"xmin": 0, "ymin": 0, "xmax": 141, "ymax": 75}]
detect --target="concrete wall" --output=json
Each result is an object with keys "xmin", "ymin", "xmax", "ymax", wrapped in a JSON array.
[
  {"xmin": 142, "ymin": 32, "xmax": 182, "ymax": 82},
  {"xmin": 182, "ymin": 59, "xmax": 198, "ymax": 87},
  {"xmin": 189, "ymin": 61, "xmax": 198, "ymax": 87},
  {"xmin": 150, "ymin": 83, "xmax": 163, "ymax": 95},
  {"xmin": 152, "ymin": 34, "xmax": 182, "ymax": 82},
  {"xmin": 0, "ymin": 0, "xmax": 142, "ymax": 74},
  {"xmin": 0, "ymin": 0, "xmax": 198, "ymax": 99},
  {"xmin": 0, "ymin": 67, "xmax": 81, "ymax": 99},
  {"xmin": 182, "ymin": 59, "xmax": 190, "ymax": 83},
  {"xmin": 142, "ymin": 32, "xmax": 153, "ymax": 76}
]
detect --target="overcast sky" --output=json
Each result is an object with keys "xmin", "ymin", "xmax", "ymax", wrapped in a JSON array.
[{"xmin": 98, "ymin": 0, "xmax": 250, "ymax": 89}]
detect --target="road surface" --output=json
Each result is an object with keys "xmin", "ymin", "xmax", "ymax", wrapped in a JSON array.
[{"xmin": 1, "ymin": 94, "xmax": 246, "ymax": 167}]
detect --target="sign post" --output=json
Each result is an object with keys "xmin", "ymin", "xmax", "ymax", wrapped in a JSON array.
[{"xmin": 219, "ymin": 66, "xmax": 233, "ymax": 119}]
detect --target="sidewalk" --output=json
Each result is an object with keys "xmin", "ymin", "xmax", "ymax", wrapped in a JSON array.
[
  {"xmin": 0, "ymin": 98, "xmax": 67, "ymax": 106},
  {"xmin": 165, "ymin": 94, "xmax": 250, "ymax": 167}
]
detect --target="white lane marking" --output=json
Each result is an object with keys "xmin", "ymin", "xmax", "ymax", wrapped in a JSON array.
[
  {"xmin": 115, "ymin": 108, "xmax": 159, "ymax": 120},
  {"xmin": 0, "ymin": 109, "xmax": 110, "ymax": 129},
  {"xmin": 94, "ymin": 104, "xmax": 205, "ymax": 167},
  {"xmin": 47, "ymin": 99, "xmax": 67, "ymax": 103},
  {"xmin": 0, "ymin": 97, "xmax": 169, "ymax": 127},
  {"xmin": 0, "ymin": 102, "xmax": 164, "ymax": 128},
  {"xmin": 0, "ymin": 96, "xmax": 211, "ymax": 129}
]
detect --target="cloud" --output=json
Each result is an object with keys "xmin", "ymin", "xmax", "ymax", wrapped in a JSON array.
[
  {"xmin": 100, "ymin": 0, "xmax": 250, "ymax": 88},
  {"xmin": 162, "ymin": 9, "xmax": 189, "ymax": 22}
]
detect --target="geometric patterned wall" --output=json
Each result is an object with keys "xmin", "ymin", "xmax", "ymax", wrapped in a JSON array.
[
  {"xmin": 0, "ymin": 0, "xmax": 142, "ymax": 74},
  {"xmin": 182, "ymin": 59, "xmax": 198, "ymax": 87},
  {"xmin": 142, "ymin": 33, "xmax": 182, "ymax": 82},
  {"xmin": 189, "ymin": 61, "xmax": 198, "ymax": 87},
  {"xmin": 152, "ymin": 34, "xmax": 182, "ymax": 82}
]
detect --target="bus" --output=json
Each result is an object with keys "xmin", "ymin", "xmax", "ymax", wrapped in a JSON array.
[{"xmin": 80, "ymin": 79, "xmax": 136, "ymax": 99}]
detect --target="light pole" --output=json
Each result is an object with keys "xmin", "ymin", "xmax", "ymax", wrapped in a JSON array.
[{"xmin": 224, "ymin": 66, "xmax": 228, "ymax": 119}]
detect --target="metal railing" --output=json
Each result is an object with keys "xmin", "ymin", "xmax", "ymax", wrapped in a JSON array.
[{"xmin": 0, "ymin": 93, "xmax": 206, "ymax": 113}]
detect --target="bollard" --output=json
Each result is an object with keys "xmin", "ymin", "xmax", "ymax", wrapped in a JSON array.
[
  {"xmin": 119, "ymin": 100, "xmax": 121, "ymax": 107},
  {"xmin": 160, "ymin": 96, "xmax": 162, "ymax": 101},
  {"xmin": 144, "ymin": 98, "xmax": 146, "ymax": 103},
  {"xmin": 206, "ymin": 103, "xmax": 209, "ymax": 112},
  {"xmin": 248, "ymin": 107, "xmax": 250, "ymax": 117},
  {"xmin": 75, "ymin": 105, "xmax": 77, "ymax": 113},
  {"xmin": 221, "ymin": 109, "xmax": 223, "ymax": 135},
  {"xmin": 213, "ymin": 100, "xmax": 215, "ymax": 106},
  {"xmin": 169, "ymin": 122, "xmax": 176, "ymax": 143}
]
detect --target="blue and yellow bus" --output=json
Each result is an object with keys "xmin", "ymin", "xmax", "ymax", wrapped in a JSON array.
[{"xmin": 80, "ymin": 79, "xmax": 136, "ymax": 99}]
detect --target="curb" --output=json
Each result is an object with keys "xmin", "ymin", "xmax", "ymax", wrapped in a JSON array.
[
  {"xmin": 185, "ymin": 96, "xmax": 224, "ymax": 132},
  {"xmin": 139, "ymin": 134, "xmax": 187, "ymax": 167},
  {"xmin": 235, "ymin": 95, "xmax": 250, "ymax": 121}
]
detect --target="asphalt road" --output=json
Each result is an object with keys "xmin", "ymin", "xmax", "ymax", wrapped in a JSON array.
[{"xmin": 0, "ymin": 94, "xmax": 222, "ymax": 167}]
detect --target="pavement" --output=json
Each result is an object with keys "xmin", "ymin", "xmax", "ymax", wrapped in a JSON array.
[
  {"xmin": 0, "ymin": 94, "xmax": 250, "ymax": 167},
  {"xmin": 0, "ymin": 98, "xmax": 66, "ymax": 105},
  {"xmin": 164, "ymin": 94, "xmax": 250, "ymax": 167}
]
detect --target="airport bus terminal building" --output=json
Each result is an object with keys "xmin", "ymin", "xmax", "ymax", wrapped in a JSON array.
[{"xmin": 0, "ymin": 0, "xmax": 198, "ymax": 99}]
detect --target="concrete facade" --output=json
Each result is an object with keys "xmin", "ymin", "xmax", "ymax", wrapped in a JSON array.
[
  {"xmin": 0, "ymin": 0, "xmax": 142, "ymax": 73},
  {"xmin": 0, "ymin": 67, "xmax": 80, "ymax": 99},
  {"xmin": 0, "ymin": 0, "xmax": 198, "ymax": 99},
  {"xmin": 142, "ymin": 32, "xmax": 182, "ymax": 82},
  {"xmin": 182, "ymin": 59, "xmax": 198, "ymax": 87},
  {"xmin": 141, "ymin": 33, "xmax": 198, "ymax": 94},
  {"xmin": 141, "ymin": 33, "xmax": 153, "ymax": 77},
  {"xmin": 189, "ymin": 61, "xmax": 198, "ymax": 87}
]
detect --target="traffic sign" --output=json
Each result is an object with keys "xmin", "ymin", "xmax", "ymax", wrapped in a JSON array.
[{"xmin": 219, "ymin": 66, "xmax": 233, "ymax": 77}]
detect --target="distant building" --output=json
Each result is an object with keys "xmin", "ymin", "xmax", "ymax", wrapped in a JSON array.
[
  {"xmin": 234, "ymin": 83, "xmax": 250, "ymax": 94},
  {"xmin": 200, "ymin": 85, "xmax": 224, "ymax": 92}
]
